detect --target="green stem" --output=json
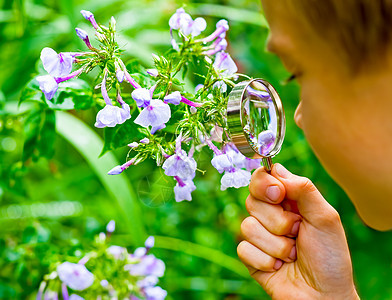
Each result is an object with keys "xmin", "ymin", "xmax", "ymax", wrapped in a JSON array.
[{"xmin": 154, "ymin": 235, "xmax": 249, "ymax": 278}]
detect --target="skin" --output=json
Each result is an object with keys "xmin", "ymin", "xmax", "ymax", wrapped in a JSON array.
[
  {"xmin": 237, "ymin": 0, "xmax": 392, "ymax": 298},
  {"xmin": 261, "ymin": 0, "xmax": 392, "ymax": 231}
]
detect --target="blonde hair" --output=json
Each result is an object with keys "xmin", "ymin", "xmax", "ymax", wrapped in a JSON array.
[{"xmin": 292, "ymin": 0, "xmax": 392, "ymax": 70}]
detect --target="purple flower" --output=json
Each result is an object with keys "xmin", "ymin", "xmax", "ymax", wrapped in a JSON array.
[
  {"xmin": 210, "ymin": 125, "xmax": 223, "ymax": 142},
  {"xmin": 145, "ymin": 236, "xmax": 155, "ymax": 249},
  {"xmin": 116, "ymin": 70, "xmax": 125, "ymax": 83},
  {"xmin": 100, "ymin": 279, "xmax": 109, "ymax": 287},
  {"xmin": 151, "ymin": 123, "xmax": 166, "ymax": 135},
  {"xmin": 80, "ymin": 10, "xmax": 99, "ymax": 29},
  {"xmin": 107, "ymin": 165, "xmax": 123, "ymax": 175},
  {"xmin": 74, "ymin": 28, "xmax": 95, "ymax": 51},
  {"xmin": 211, "ymin": 154, "xmax": 233, "ymax": 174},
  {"xmin": 184, "ymin": 17, "xmax": 207, "ymax": 37},
  {"xmin": 210, "ymin": 143, "xmax": 260, "ymax": 190},
  {"xmin": 243, "ymin": 158, "xmax": 262, "ymax": 172},
  {"xmin": 171, "ymin": 38, "xmax": 180, "ymax": 51},
  {"xmin": 204, "ymin": 38, "xmax": 228, "ymax": 56},
  {"xmin": 213, "ymin": 51, "xmax": 237, "ymax": 76},
  {"xmin": 195, "ymin": 84, "xmax": 203, "ymax": 93},
  {"xmin": 57, "ymin": 262, "xmax": 94, "ymax": 291},
  {"xmin": 202, "ymin": 19, "xmax": 229, "ymax": 43},
  {"xmin": 144, "ymin": 286, "xmax": 167, "ymax": 300},
  {"xmin": 40, "ymin": 47, "xmax": 74, "ymax": 77},
  {"xmin": 37, "ymin": 68, "xmax": 84, "ymax": 100},
  {"xmin": 163, "ymin": 91, "xmax": 181, "ymax": 105},
  {"xmin": 36, "ymin": 75, "xmax": 58, "ymax": 100},
  {"xmin": 257, "ymin": 130, "xmax": 276, "ymax": 156},
  {"xmin": 69, "ymin": 295, "xmax": 84, "ymax": 300},
  {"xmin": 132, "ymin": 247, "xmax": 147, "ymax": 258},
  {"xmin": 132, "ymin": 88, "xmax": 152, "ymax": 108},
  {"xmin": 94, "ymin": 103, "xmax": 131, "ymax": 128},
  {"xmin": 170, "ymin": 8, "xmax": 207, "ymax": 36},
  {"xmin": 213, "ymin": 51, "xmax": 237, "ymax": 92},
  {"xmin": 140, "ymin": 138, "xmax": 150, "ymax": 144},
  {"xmin": 220, "ymin": 168, "xmax": 251, "ymax": 191},
  {"xmin": 134, "ymin": 100, "xmax": 171, "ymax": 128},
  {"xmin": 128, "ymin": 142, "xmax": 139, "ymax": 148},
  {"xmin": 106, "ymin": 220, "xmax": 115, "ymax": 233},
  {"xmin": 75, "ymin": 28, "xmax": 88, "ymax": 40},
  {"xmin": 169, "ymin": 8, "xmax": 192, "ymax": 31},
  {"xmin": 95, "ymin": 70, "xmax": 131, "ymax": 128},
  {"xmin": 174, "ymin": 177, "xmax": 196, "ymax": 202},
  {"xmin": 107, "ymin": 158, "xmax": 136, "ymax": 175},
  {"xmin": 169, "ymin": 8, "xmax": 206, "ymax": 51},
  {"xmin": 162, "ymin": 135, "xmax": 196, "ymax": 180},
  {"xmin": 147, "ymin": 69, "xmax": 159, "ymax": 77},
  {"xmin": 107, "ymin": 245, "xmax": 126, "ymax": 259},
  {"xmin": 137, "ymin": 276, "xmax": 159, "ymax": 288},
  {"xmin": 128, "ymin": 255, "xmax": 165, "ymax": 277},
  {"xmin": 43, "ymin": 290, "xmax": 58, "ymax": 300}
]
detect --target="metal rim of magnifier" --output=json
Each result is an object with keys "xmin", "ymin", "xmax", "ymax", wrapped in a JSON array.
[{"xmin": 227, "ymin": 78, "xmax": 286, "ymax": 159}]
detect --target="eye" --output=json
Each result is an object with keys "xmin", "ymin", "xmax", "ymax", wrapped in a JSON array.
[{"xmin": 282, "ymin": 74, "xmax": 297, "ymax": 85}]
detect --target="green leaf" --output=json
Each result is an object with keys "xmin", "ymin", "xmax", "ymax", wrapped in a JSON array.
[
  {"xmin": 19, "ymin": 78, "xmax": 44, "ymax": 106},
  {"xmin": 51, "ymin": 79, "xmax": 93, "ymax": 110},
  {"xmin": 171, "ymin": 78, "xmax": 184, "ymax": 86},
  {"xmin": 22, "ymin": 109, "xmax": 41, "ymax": 162},
  {"xmin": 37, "ymin": 109, "xmax": 56, "ymax": 159},
  {"xmin": 22, "ymin": 108, "xmax": 56, "ymax": 162},
  {"xmin": 55, "ymin": 111, "xmax": 146, "ymax": 245}
]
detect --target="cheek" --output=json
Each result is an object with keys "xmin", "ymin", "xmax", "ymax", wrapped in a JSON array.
[{"xmin": 297, "ymin": 85, "xmax": 359, "ymax": 182}]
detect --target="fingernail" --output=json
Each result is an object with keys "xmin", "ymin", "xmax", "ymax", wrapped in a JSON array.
[
  {"xmin": 273, "ymin": 259, "xmax": 283, "ymax": 270},
  {"xmin": 291, "ymin": 221, "xmax": 301, "ymax": 236},
  {"xmin": 289, "ymin": 246, "xmax": 297, "ymax": 260},
  {"xmin": 276, "ymin": 164, "xmax": 291, "ymax": 178},
  {"xmin": 266, "ymin": 185, "xmax": 280, "ymax": 202}
]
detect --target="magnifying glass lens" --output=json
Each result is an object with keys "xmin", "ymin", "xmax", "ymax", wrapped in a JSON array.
[
  {"xmin": 227, "ymin": 79, "xmax": 285, "ymax": 171},
  {"xmin": 242, "ymin": 82, "xmax": 277, "ymax": 156}
]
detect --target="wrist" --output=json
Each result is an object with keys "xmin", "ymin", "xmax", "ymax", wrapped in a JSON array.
[{"xmin": 321, "ymin": 287, "xmax": 360, "ymax": 300}]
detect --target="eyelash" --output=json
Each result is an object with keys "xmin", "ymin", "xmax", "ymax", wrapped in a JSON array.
[{"xmin": 283, "ymin": 74, "xmax": 297, "ymax": 84}]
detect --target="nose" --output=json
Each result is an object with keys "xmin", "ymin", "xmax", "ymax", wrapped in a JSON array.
[{"xmin": 294, "ymin": 102, "xmax": 303, "ymax": 129}]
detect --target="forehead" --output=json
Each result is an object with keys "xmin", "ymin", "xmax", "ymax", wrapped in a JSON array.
[
  {"xmin": 261, "ymin": 0, "xmax": 335, "ymax": 62},
  {"xmin": 261, "ymin": 1, "xmax": 301, "ymax": 52}
]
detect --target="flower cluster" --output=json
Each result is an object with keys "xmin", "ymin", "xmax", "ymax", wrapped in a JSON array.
[
  {"xmin": 35, "ymin": 8, "xmax": 259, "ymax": 203},
  {"xmin": 37, "ymin": 221, "xmax": 167, "ymax": 300}
]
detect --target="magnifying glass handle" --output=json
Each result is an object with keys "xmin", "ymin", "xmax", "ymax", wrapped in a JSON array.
[{"xmin": 262, "ymin": 157, "xmax": 273, "ymax": 173}]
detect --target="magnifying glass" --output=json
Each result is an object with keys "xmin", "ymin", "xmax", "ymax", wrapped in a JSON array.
[{"xmin": 227, "ymin": 78, "xmax": 285, "ymax": 173}]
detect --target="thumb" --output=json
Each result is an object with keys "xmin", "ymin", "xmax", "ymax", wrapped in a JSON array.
[{"xmin": 271, "ymin": 164, "xmax": 340, "ymax": 227}]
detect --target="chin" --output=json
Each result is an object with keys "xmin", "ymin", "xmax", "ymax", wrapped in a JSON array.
[{"xmin": 354, "ymin": 202, "xmax": 392, "ymax": 232}]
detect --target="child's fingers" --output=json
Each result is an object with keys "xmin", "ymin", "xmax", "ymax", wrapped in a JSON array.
[
  {"xmin": 246, "ymin": 195, "xmax": 302, "ymax": 237},
  {"xmin": 237, "ymin": 240, "xmax": 283, "ymax": 272},
  {"xmin": 271, "ymin": 164, "xmax": 341, "ymax": 228},
  {"xmin": 241, "ymin": 216, "xmax": 297, "ymax": 263},
  {"xmin": 249, "ymin": 167, "xmax": 286, "ymax": 204}
]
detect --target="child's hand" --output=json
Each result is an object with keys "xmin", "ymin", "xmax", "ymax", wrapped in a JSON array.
[{"xmin": 238, "ymin": 164, "xmax": 360, "ymax": 300}]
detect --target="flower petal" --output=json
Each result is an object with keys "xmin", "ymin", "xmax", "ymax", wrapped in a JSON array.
[
  {"xmin": 164, "ymin": 91, "xmax": 182, "ymax": 105},
  {"xmin": 132, "ymin": 88, "xmax": 151, "ymax": 108},
  {"xmin": 37, "ymin": 75, "xmax": 58, "ymax": 100},
  {"xmin": 134, "ymin": 101, "xmax": 171, "ymax": 128}
]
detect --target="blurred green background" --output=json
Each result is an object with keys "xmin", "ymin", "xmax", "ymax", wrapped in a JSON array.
[{"xmin": 1, "ymin": 0, "xmax": 392, "ymax": 299}]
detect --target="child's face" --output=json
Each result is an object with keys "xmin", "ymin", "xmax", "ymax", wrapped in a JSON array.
[{"xmin": 261, "ymin": 0, "xmax": 392, "ymax": 230}]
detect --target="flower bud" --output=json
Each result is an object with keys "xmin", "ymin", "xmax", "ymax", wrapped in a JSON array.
[{"xmin": 106, "ymin": 220, "xmax": 115, "ymax": 233}]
